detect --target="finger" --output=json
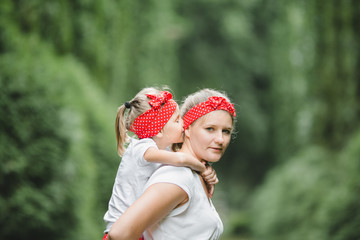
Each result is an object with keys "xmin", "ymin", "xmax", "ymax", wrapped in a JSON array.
[
  {"xmin": 204, "ymin": 167, "xmax": 212, "ymax": 174},
  {"xmin": 209, "ymin": 175, "xmax": 219, "ymax": 185},
  {"xmin": 200, "ymin": 169, "xmax": 211, "ymax": 177},
  {"xmin": 208, "ymin": 184, "xmax": 215, "ymax": 198},
  {"xmin": 204, "ymin": 171, "xmax": 216, "ymax": 181},
  {"xmin": 207, "ymin": 179, "xmax": 218, "ymax": 185},
  {"xmin": 204, "ymin": 167, "xmax": 215, "ymax": 176},
  {"xmin": 205, "ymin": 178, "xmax": 218, "ymax": 185}
]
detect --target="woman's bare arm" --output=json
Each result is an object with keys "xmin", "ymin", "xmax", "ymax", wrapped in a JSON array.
[{"xmin": 108, "ymin": 182, "xmax": 188, "ymax": 240}]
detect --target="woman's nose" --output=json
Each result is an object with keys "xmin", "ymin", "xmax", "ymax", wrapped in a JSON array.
[{"xmin": 214, "ymin": 131, "xmax": 224, "ymax": 144}]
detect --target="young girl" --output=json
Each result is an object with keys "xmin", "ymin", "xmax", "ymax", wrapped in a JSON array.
[{"xmin": 103, "ymin": 87, "xmax": 218, "ymax": 239}]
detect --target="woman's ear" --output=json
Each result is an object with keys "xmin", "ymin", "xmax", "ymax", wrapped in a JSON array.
[{"xmin": 184, "ymin": 128, "xmax": 191, "ymax": 138}]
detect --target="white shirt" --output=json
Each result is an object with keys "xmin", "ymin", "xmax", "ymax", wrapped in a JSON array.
[
  {"xmin": 143, "ymin": 165, "xmax": 223, "ymax": 240},
  {"xmin": 103, "ymin": 138, "xmax": 161, "ymax": 233}
]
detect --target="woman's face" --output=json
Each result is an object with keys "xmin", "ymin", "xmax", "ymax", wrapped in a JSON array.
[{"xmin": 185, "ymin": 110, "xmax": 233, "ymax": 162}]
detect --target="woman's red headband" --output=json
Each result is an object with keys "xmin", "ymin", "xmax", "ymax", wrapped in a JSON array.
[
  {"xmin": 130, "ymin": 91, "xmax": 177, "ymax": 139},
  {"xmin": 183, "ymin": 96, "xmax": 236, "ymax": 130}
]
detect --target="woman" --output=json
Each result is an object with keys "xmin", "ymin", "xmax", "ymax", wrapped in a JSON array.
[{"xmin": 108, "ymin": 89, "xmax": 236, "ymax": 240}]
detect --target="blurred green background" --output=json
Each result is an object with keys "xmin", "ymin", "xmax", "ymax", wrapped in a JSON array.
[{"xmin": 1, "ymin": 0, "xmax": 359, "ymax": 239}]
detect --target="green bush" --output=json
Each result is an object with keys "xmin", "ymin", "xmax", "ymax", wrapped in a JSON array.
[
  {"xmin": 0, "ymin": 34, "xmax": 118, "ymax": 240},
  {"xmin": 0, "ymin": 73, "xmax": 73, "ymax": 240},
  {"xmin": 250, "ymin": 129, "xmax": 360, "ymax": 240}
]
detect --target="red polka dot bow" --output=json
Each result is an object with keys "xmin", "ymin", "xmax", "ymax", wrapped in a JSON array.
[
  {"xmin": 183, "ymin": 96, "xmax": 236, "ymax": 130},
  {"xmin": 148, "ymin": 91, "xmax": 173, "ymax": 109},
  {"xmin": 130, "ymin": 91, "xmax": 177, "ymax": 139}
]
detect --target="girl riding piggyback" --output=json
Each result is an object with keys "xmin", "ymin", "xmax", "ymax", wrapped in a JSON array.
[{"xmin": 103, "ymin": 87, "xmax": 218, "ymax": 236}]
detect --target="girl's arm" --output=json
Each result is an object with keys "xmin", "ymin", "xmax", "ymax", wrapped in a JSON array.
[
  {"xmin": 144, "ymin": 147, "xmax": 206, "ymax": 172},
  {"xmin": 108, "ymin": 183, "xmax": 188, "ymax": 240}
]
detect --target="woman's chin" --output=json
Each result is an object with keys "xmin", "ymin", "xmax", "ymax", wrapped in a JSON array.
[{"xmin": 203, "ymin": 155, "xmax": 222, "ymax": 163}]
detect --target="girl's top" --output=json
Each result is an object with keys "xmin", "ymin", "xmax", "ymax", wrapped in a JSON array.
[
  {"xmin": 103, "ymin": 138, "xmax": 161, "ymax": 233},
  {"xmin": 143, "ymin": 165, "xmax": 223, "ymax": 240}
]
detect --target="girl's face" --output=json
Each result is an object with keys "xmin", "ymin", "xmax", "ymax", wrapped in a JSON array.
[
  {"xmin": 161, "ymin": 107, "xmax": 184, "ymax": 146},
  {"xmin": 185, "ymin": 110, "xmax": 233, "ymax": 163}
]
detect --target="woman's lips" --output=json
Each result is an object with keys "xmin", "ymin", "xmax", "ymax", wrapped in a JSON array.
[{"xmin": 210, "ymin": 147, "xmax": 222, "ymax": 152}]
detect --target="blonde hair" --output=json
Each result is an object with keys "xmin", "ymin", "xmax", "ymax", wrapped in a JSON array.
[
  {"xmin": 172, "ymin": 88, "xmax": 236, "ymax": 151},
  {"xmin": 180, "ymin": 88, "xmax": 235, "ymax": 122},
  {"xmin": 115, "ymin": 87, "xmax": 170, "ymax": 156}
]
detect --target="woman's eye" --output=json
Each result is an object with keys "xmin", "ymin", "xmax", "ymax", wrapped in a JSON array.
[
  {"xmin": 206, "ymin": 127, "xmax": 214, "ymax": 131},
  {"xmin": 223, "ymin": 129, "xmax": 231, "ymax": 134}
]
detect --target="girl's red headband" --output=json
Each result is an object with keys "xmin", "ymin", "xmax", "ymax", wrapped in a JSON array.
[
  {"xmin": 130, "ymin": 91, "xmax": 177, "ymax": 139},
  {"xmin": 183, "ymin": 96, "xmax": 236, "ymax": 130}
]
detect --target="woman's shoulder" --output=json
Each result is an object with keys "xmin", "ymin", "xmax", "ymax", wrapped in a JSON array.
[
  {"xmin": 145, "ymin": 166, "xmax": 196, "ymax": 191},
  {"xmin": 154, "ymin": 165, "xmax": 194, "ymax": 178}
]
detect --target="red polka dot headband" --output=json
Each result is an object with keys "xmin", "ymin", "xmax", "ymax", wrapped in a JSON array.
[
  {"xmin": 130, "ymin": 91, "xmax": 177, "ymax": 139},
  {"xmin": 183, "ymin": 96, "xmax": 236, "ymax": 130}
]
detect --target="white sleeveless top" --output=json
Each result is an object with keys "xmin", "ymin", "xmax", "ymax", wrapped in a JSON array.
[{"xmin": 143, "ymin": 165, "xmax": 223, "ymax": 240}]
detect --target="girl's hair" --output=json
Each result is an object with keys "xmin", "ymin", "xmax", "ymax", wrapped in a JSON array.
[
  {"xmin": 115, "ymin": 87, "xmax": 168, "ymax": 156},
  {"xmin": 172, "ymin": 88, "xmax": 236, "ymax": 151}
]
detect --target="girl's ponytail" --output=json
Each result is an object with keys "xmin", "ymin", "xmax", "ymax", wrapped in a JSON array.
[{"xmin": 115, "ymin": 105, "xmax": 128, "ymax": 156}]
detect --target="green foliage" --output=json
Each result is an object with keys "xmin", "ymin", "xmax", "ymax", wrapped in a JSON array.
[
  {"xmin": 251, "ymin": 129, "xmax": 360, "ymax": 240},
  {"xmin": 0, "ymin": 33, "xmax": 117, "ymax": 239},
  {"xmin": 0, "ymin": 67, "xmax": 73, "ymax": 240},
  {"xmin": 249, "ymin": 1, "xmax": 360, "ymax": 239},
  {"xmin": 1, "ymin": 0, "xmax": 360, "ymax": 239}
]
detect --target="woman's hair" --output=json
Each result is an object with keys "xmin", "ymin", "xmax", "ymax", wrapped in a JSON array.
[
  {"xmin": 180, "ymin": 88, "xmax": 235, "ymax": 122},
  {"xmin": 115, "ymin": 87, "xmax": 168, "ymax": 156},
  {"xmin": 172, "ymin": 88, "xmax": 236, "ymax": 151}
]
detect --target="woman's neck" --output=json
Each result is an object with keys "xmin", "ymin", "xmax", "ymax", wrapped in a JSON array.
[
  {"xmin": 179, "ymin": 140, "xmax": 201, "ymax": 162},
  {"xmin": 181, "ymin": 139, "xmax": 211, "ymax": 198}
]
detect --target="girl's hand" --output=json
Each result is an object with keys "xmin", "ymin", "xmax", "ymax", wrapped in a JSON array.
[
  {"xmin": 200, "ymin": 163, "xmax": 219, "ymax": 198},
  {"xmin": 177, "ymin": 152, "xmax": 206, "ymax": 172}
]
